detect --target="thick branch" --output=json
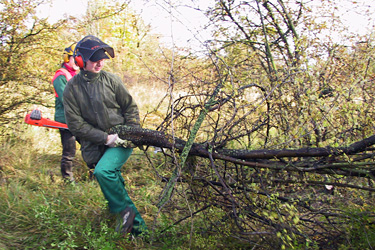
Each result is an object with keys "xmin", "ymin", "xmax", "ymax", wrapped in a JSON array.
[{"xmin": 108, "ymin": 125, "xmax": 375, "ymax": 160}]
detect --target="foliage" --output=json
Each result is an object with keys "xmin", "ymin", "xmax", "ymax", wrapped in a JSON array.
[
  {"xmin": 0, "ymin": 0, "xmax": 68, "ymax": 136},
  {"xmin": 140, "ymin": 0, "xmax": 375, "ymax": 249}
]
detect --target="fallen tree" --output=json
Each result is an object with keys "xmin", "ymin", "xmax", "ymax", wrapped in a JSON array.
[
  {"xmin": 108, "ymin": 125, "xmax": 375, "ymax": 159},
  {"xmin": 108, "ymin": 125, "xmax": 375, "ymax": 177},
  {"xmin": 108, "ymin": 124, "xmax": 375, "ymax": 248}
]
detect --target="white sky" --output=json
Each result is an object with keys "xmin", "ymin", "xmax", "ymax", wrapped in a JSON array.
[
  {"xmin": 129, "ymin": 0, "xmax": 214, "ymax": 49},
  {"xmin": 36, "ymin": 0, "xmax": 212, "ymax": 50},
  {"xmin": 37, "ymin": 0, "xmax": 375, "ymax": 49},
  {"xmin": 37, "ymin": 0, "xmax": 87, "ymax": 21}
]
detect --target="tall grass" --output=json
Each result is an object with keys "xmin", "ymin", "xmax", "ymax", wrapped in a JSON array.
[
  {"xmin": 128, "ymin": 84, "xmax": 170, "ymax": 130},
  {"xmin": 0, "ymin": 124, "xmax": 158, "ymax": 249},
  {"xmin": 1, "ymin": 121, "xmax": 238, "ymax": 249},
  {"xmin": 3, "ymin": 121, "xmax": 251, "ymax": 250}
]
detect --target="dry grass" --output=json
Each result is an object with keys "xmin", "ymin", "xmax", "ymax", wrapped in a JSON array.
[
  {"xmin": 0, "ymin": 125, "xmax": 163, "ymax": 249},
  {"xmin": 128, "ymin": 83, "xmax": 170, "ymax": 130}
]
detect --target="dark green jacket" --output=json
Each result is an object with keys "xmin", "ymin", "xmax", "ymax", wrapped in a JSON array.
[{"xmin": 63, "ymin": 70, "xmax": 140, "ymax": 165}]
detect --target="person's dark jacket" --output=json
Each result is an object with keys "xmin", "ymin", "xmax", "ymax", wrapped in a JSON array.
[{"xmin": 63, "ymin": 70, "xmax": 140, "ymax": 165}]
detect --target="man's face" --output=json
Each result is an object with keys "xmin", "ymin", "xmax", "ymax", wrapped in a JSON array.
[{"xmin": 84, "ymin": 59, "xmax": 105, "ymax": 73}]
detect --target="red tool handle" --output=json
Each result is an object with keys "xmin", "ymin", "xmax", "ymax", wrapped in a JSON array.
[{"xmin": 24, "ymin": 110, "xmax": 68, "ymax": 130}]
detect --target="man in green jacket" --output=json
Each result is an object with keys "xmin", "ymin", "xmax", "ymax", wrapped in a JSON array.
[
  {"xmin": 52, "ymin": 43, "xmax": 79, "ymax": 182},
  {"xmin": 63, "ymin": 35, "xmax": 147, "ymax": 236}
]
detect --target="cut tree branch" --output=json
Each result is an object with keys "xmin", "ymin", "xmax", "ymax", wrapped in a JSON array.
[{"xmin": 108, "ymin": 125, "xmax": 375, "ymax": 161}]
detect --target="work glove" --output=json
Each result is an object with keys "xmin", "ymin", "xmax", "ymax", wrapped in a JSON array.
[{"xmin": 105, "ymin": 134, "xmax": 137, "ymax": 148}]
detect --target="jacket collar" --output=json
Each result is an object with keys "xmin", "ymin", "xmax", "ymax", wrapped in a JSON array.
[{"xmin": 80, "ymin": 70, "xmax": 100, "ymax": 82}]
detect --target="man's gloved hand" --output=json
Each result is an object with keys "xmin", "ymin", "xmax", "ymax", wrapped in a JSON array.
[
  {"xmin": 105, "ymin": 134, "xmax": 119, "ymax": 147},
  {"xmin": 105, "ymin": 134, "xmax": 137, "ymax": 148}
]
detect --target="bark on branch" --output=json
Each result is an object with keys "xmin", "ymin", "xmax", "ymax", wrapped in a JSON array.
[{"xmin": 108, "ymin": 125, "xmax": 375, "ymax": 160}]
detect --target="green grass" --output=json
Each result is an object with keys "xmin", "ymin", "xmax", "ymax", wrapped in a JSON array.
[
  {"xmin": 0, "ymin": 126, "xmax": 242, "ymax": 249},
  {"xmin": 0, "ymin": 126, "xmax": 149, "ymax": 249}
]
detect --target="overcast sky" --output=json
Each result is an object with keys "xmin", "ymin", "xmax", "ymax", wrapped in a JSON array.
[
  {"xmin": 36, "ymin": 0, "xmax": 212, "ymax": 50},
  {"xmin": 37, "ymin": 0, "xmax": 375, "ymax": 49}
]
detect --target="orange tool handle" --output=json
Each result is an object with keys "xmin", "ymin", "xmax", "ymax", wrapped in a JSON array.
[{"xmin": 24, "ymin": 112, "xmax": 68, "ymax": 130}]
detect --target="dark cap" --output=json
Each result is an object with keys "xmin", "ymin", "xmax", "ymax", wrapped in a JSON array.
[
  {"xmin": 74, "ymin": 35, "xmax": 114, "ymax": 63},
  {"xmin": 90, "ymin": 49, "xmax": 110, "ymax": 62}
]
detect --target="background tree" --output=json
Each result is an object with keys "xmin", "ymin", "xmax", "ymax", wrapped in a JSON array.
[
  {"xmin": 0, "ymin": 0, "xmax": 175, "ymax": 135},
  {"xmin": 0, "ymin": 0, "xmax": 68, "ymax": 134},
  {"xmin": 134, "ymin": 0, "xmax": 375, "ymax": 248}
]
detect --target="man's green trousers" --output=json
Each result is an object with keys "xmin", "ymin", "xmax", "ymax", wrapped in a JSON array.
[{"xmin": 94, "ymin": 147, "xmax": 147, "ymax": 235}]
